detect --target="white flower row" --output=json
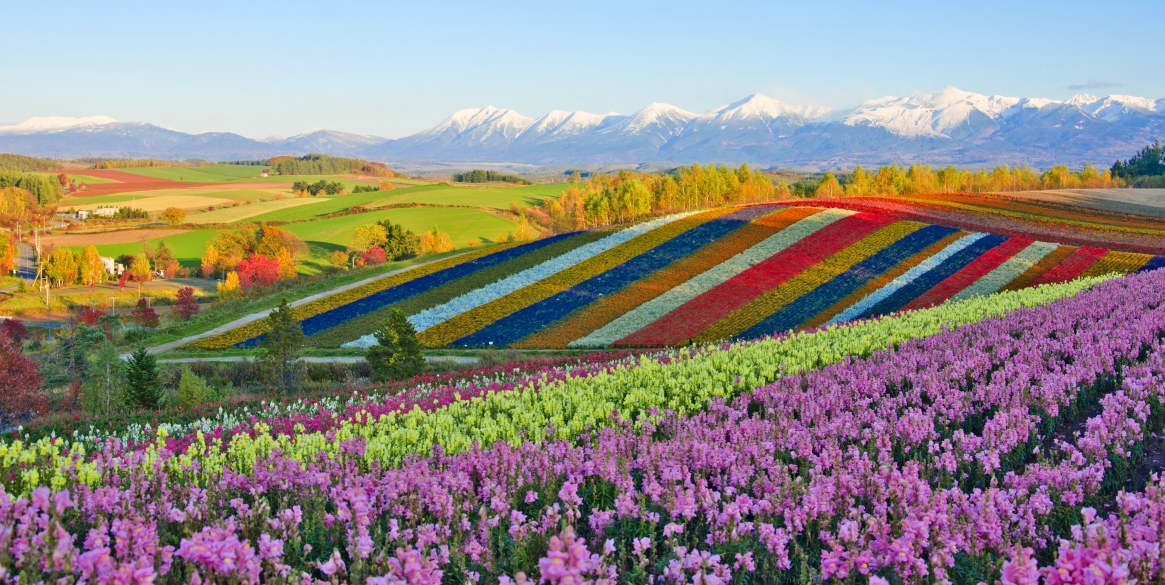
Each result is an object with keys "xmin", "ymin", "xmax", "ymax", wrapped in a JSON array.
[
  {"xmin": 949, "ymin": 240, "xmax": 1058, "ymax": 303},
  {"xmin": 401, "ymin": 211, "xmax": 703, "ymax": 335},
  {"xmin": 827, "ymin": 232, "xmax": 987, "ymax": 324},
  {"xmin": 569, "ymin": 208, "xmax": 854, "ymax": 348}
]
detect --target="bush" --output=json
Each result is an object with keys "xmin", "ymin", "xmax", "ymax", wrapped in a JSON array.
[
  {"xmin": 0, "ymin": 336, "xmax": 44, "ymax": 429},
  {"xmin": 174, "ymin": 286, "xmax": 200, "ymax": 321},
  {"xmin": 366, "ymin": 309, "xmax": 425, "ymax": 382},
  {"xmin": 175, "ymin": 366, "xmax": 220, "ymax": 410},
  {"xmin": 131, "ymin": 299, "xmax": 160, "ymax": 329},
  {"xmin": 361, "ymin": 247, "xmax": 387, "ymax": 266}
]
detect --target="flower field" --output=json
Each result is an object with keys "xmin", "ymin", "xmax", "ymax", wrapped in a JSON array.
[
  {"xmin": 6, "ymin": 267, "xmax": 1165, "ymax": 582},
  {"xmin": 189, "ymin": 203, "xmax": 1165, "ymax": 350}
]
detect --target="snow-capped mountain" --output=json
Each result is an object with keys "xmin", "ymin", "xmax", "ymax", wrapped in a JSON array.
[{"xmin": 3, "ymin": 88, "xmax": 1164, "ymax": 167}]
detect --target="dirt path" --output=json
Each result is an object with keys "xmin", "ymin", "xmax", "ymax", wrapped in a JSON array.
[
  {"xmin": 43, "ymin": 229, "xmax": 187, "ymax": 246},
  {"xmin": 141, "ymin": 251, "xmax": 470, "ymax": 356}
]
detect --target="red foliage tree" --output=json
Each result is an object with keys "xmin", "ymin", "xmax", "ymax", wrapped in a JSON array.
[
  {"xmin": 237, "ymin": 253, "xmax": 280, "ymax": 290},
  {"xmin": 131, "ymin": 299, "xmax": 160, "ymax": 329},
  {"xmin": 361, "ymin": 247, "xmax": 387, "ymax": 266},
  {"xmin": 174, "ymin": 286, "xmax": 201, "ymax": 321},
  {"xmin": 74, "ymin": 306, "xmax": 108, "ymax": 326},
  {"xmin": 0, "ymin": 318, "xmax": 29, "ymax": 343},
  {"xmin": 0, "ymin": 337, "xmax": 45, "ymax": 428}
]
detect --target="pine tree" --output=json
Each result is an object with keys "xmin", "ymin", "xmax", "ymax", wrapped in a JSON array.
[
  {"xmin": 259, "ymin": 298, "xmax": 303, "ymax": 395},
  {"xmin": 81, "ymin": 341, "xmax": 124, "ymax": 415},
  {"xmin": 366, "ymin": 309, "xmax": 425, "ymax": 382},
  {"xmin": 125, "ymin": 346, "xmax": 162, "ymax": 409}
]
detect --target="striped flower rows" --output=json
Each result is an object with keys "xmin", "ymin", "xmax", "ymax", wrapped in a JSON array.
[{"xmin": 187, "ymin": 203, "xmax": 1165, "ymax": 351}]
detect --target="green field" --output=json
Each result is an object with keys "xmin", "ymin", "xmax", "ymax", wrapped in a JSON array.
[
  {"xmin": 185, "ymin": 198, "xmax": 327, "ymax": 224},
  {"xmin": 283, "ymin": 206, "xmax": 517, "ymax": 250},
  {"xmin": 366, "ymin": 183, "xmax": 566, "ymax": 209},
  {"xmin": 89, "ymin": 207, "xmax": 518, "ymax": 273},
  {"xmin": 118, "ymin": 165, "xmax": 390, "ymax": 189}
]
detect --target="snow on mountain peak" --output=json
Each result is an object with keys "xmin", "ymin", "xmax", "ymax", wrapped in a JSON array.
[
  {"xmin": 709, "ymin": 93, "xmax": 831, "ymax": 122},
  {"xmin": 0, "ymin": 115, "xmax": 117, "ymax": 134},
  {"xmin": 621, "ymin": 103, "xmax": 697, "ymax": 133},
  {"xmin": 523, "ymin": 109, "xmax": 616, "ymax": 139},
  {"xmin": 420, "ymin": 106, "xmax": 534, "ymax": 141},
  {"xmin": 843, "ymin": 88, "xmax": 1020, "ymax": 138}
]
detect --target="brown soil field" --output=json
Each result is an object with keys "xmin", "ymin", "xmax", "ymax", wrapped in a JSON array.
[
  {"xmin": 43, "ymin": 229, "xmax": 187, "ymax": 247},
  {"xmin": 1000, "ymin": 189, "xmax": 1165, "ymax": 218}
]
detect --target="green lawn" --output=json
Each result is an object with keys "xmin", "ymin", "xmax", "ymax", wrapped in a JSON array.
[{"xmin": 118, "ymin": 164, "xmax": 269, "ymax": 182}]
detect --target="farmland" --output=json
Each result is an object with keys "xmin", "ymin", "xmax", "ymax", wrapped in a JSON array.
[
  {"xmin": 185, "ymin": 201, "xmax": 1165, "ymax": 351},
  {"xmin": 7, "ymin": 270, "xmax": 1165, "ymax": 581}
]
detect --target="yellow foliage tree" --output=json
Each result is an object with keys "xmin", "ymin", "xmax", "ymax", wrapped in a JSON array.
[
  {"xmin": 80, "ymin": 245, "xmax": 105, "ymax": 286},
  {"xmin": 217, "ymin": 271, "xmax": 241, "ymax": 299},
  {"xmin": 200, "ymin": 243, "xmax": 220, "ymax": 278},
  {"xmin": 276, "ymin": 248, "xmax": 297, "ymax": 280}
]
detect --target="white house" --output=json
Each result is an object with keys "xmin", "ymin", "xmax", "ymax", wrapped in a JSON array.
[
  {"xmin": 100, "ymin": 256, "xmax": 125, "ymax": 276},
  {"xmin": 91, "ymin": 207, "xmax": 118, "ymax": 218}
]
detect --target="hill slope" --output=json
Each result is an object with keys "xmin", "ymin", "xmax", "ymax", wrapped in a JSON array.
[{"xmin": 190, "ymin": 202, "xmax": 1165, "ymax": 351}]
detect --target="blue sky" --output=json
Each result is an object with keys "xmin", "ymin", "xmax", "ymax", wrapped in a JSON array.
[{"xmin": 4, "ymin": 0, "xmax": 1163, "ymax": 138}]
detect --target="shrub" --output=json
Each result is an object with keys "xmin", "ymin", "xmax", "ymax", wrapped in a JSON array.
[
  {"xmin": 174, "ymin": 286, "xmax": 200, "ymax": 321},
  {"xmin": 217, "ymin": 271, "xmax": 242, "ymax": 299},
  {"xmin": 366, "ymin": 309, "xmax": 425, "ymax": 382},
  {"xmin": 0, "ymin": 336, "xmax": 44, "ymax": 429},
  {"xmin": 175, "ymin": 366, "xmax": 219, "ymax": 410},
  {"xmin": 361, "ymin": 247, "xmax": 387, "ymax": 266},
  {"xmin": 238, "ymin": 254, "xmax": 280, "ymax": 290},
  {"xmin": 131, "ymin": 299, "xmax": 160, "ymax": 329}
]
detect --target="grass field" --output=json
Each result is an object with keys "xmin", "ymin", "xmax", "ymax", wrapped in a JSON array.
[
  {"xmin": 283, "ymin": 206, "xmax": 517, "ymax": 250},
  {"xmin": 364, "ymin": 183, "xmax": 565, "ymax": 210},
  {"xmin": 118, "ymin": 165, "xmax": 388, "ymax": 189},
  {"xmin": 59, "ymin": 187, "xmax": 291, "ymax": 212},
  {"xmin": 184, "ymin": 198, "xmax": 326, "ymax": 224}
]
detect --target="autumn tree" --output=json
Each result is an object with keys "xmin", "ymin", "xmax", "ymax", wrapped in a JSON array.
[
  {"xmin": 217, "ymin": 271, "xmax": 241, "ymax": 299},
  {"xmin": 418, "ymin": 228, "xmax": 454, "ymax": 255},
  {"xmin": 128, "ymin": 254, "xmax": 151, "ymax": 299},
  {"xmin": 174, "ymin": 286, "xmax": 200, "ymax": 320},
  {"xmin": 330, "ymin": 250, "xmax": 349, "ymax": 269},
  {"xmin": 44, "ymin": 247, "xmax": 79, "ymax": 287},
  {"xmin": 131, "ymin": 298, "xmax": 160, "ymax": 328},
  {"xmin": 237, "ymin": 254, "xmax": 280, "ymax": 290},
  {"xmin": 80, "ymin": 245, "xmax": 105, "ymax": 286},
  {"xmin": 0, "ymin": 234, "xmax": 16, "ymax": 274},
  {"xmin": 815, "ymin": 172, "xmax": 843, "ymax": 198},
  {"xmin": 200, "ymin": 243, "xmax": 220, "ymax": 278},
  {"xmin": 161, "ymin": 207, "xmax": 186, "ymax": 226},
  {"xmin": 276, "ymin": 248, "xmax": 297, "ymax": 280},
  {"xmin": 0, "ymin": 335, "xmax": 44, "ymax": 429},
  {"xmin": 351, "ymin": 224, "xmax": 388, "ymax": 253}
]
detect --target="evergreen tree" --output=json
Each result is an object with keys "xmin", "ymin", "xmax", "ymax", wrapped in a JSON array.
[
  {"xmin": 125, "ymin": 346, "xmax": 162, "ymax": 409},
  {"xmin": 366, "ymin": 309, "xmax": 425, "ymax": 382},
  {"xmin": 259, "ymin": 299, "xmax": 303, "ymax": 395}
]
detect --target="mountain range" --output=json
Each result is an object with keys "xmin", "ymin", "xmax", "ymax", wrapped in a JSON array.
[{"xmin": 2, "ymin": 88, "xmax": 1163, "ymax": 168}]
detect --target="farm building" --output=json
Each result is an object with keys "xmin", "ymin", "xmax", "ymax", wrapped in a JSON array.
[{"xmin": 100, "ymin": 257, "xmax": 125, "ymax": 276}]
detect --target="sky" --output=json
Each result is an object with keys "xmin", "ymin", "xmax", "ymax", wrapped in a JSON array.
[{"xmin": 4, "ymin": 0, "xmax": 1163, "ymax": 138}]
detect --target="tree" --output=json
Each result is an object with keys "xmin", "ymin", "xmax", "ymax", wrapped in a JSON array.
[
  {"xmin": 329, "ymin": 250, "xmax": 350, "ymax": 269},
  {"xmin": 125, "ymin": 347, "xmax": 162, "ymax": 409},
  {"xmin": 418, "ymin": 228, "xmax": 454, "ymax": 255},
  {"xmin": 131, "ymin": 298, "xmax": 160, "ymax": 328},
  {"xmin": 81, "ymin": 341, "xmax": 124, "ymax": 415},
  {"xmin": 259, "ymin": 299, "xmax": 303, "ymax": 395},
  {"xmin": 80, "ymin": 245, "xmax": 105, "ymax": 286},
  {"xmin": 361, "ymin": 247, "xmax": 387, "ymax": 266},
  {"xmin": 0, "ymin": 336, "xmax": 44, "ymax": 429},
  {"xmin": 174, "ymin": 286, "xmax": 200, "ymax": 321},
  {"xmin": 366, "ymin": 309, "xmax": 425, "ymax": 382},
  {"xmin": 815, "ymin": 172, "xmax": 843, "ymax": 198},
  {"xmin": 44, "ymin": 247, "xmax": 79, "ymax": 287},
  {"xmin": 200, "ymin": 243, "xmax": 220, "ymax": 278},
  {"xmin": 161, "ymin": 207, "xmax": 186, "ymax": 226},
  {"xmin": 129, "ymin": 254, "xmax": 151, "ymax": 299},
  {"xmin": 237, "ymin": 254, "xmax": 280, "ymax": 289},
  {"xmin": 378, "ymin": 220, "xmax": 419, "ymax": 261},
  {"xmin": 0, "ymin": 234, "xmax": 16, "ymax": 274},
  {"xmin": 352, "ymin": 224, "xmax": 388, "ymax": 253},
  {"xmin": 276, "ymin": 248, "xmax": 297, "ymax": 280},
  {"xmin": 217, "ymin": 271, "xmax": 241, "ymax": 299}
]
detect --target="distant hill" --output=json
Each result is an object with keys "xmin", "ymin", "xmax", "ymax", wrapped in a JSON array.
[{"xmin": 3, "ymin": 88, "xmax": 1164, "ymax": 167}]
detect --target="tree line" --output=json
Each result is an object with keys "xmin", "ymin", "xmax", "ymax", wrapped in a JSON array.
[
  {"xmin": 531, "ymin": 164, "xmax": 777, "ymax": 233},
  {"xmin": 802, "ymin": 162, "xmax": 1121, "ymax": 199},
  {"xmin": 267, "ymin": 154, "xmax": 398, "ymax": 177},
  {"xmin": 0, "ymin": 153, "xmax": 61, "ymax": 172},
  {"xmin": 452, "ymin": 169, "xmax": 531, "ymax": 185},
  {"xmin": 0, "ymin": 170, "xmax": 63, "ymax": 206},
  {"xmin": 1111, "ymin": 139, "xmax": 1165, "ymax": 187}
]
